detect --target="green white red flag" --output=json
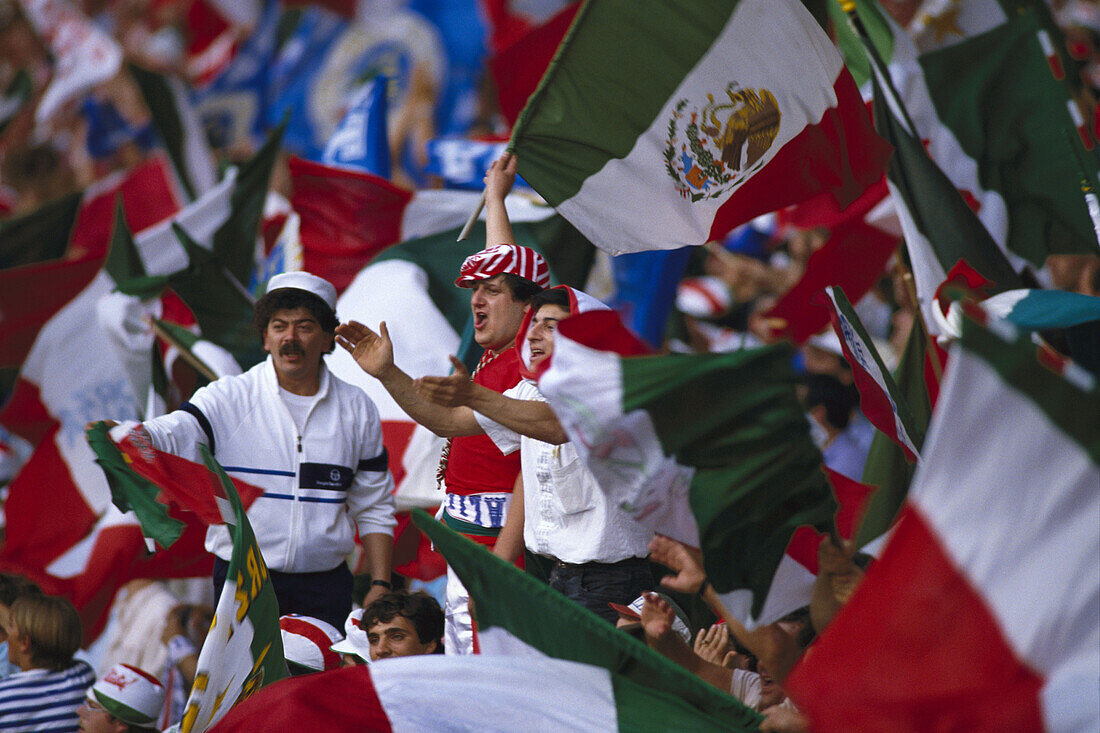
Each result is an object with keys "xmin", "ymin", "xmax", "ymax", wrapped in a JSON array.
[
  {"xmin": 209, "ymin": 656, "xmax": 748, "ymax": 732},
  {"xmin": 788, "ymin": 311, "xmax": 1100, "ymax": 732},
  {"xmin": 510, "ymin": 0, "xmax": 890, "ymax": 254},
  {"xmin": 181, "ymin": 446, "xmax": 287, "ymax": 733},
  {"xmin": 411, "ymin": 510, "xmax": 759, "ymax": 729},
  {"xmin": 538, "ymin": 312, "xmax": 837, "ymax": 626},
  {"xmin": 824, "ymin": 286, "xmax": 924, "ymax": 462}
]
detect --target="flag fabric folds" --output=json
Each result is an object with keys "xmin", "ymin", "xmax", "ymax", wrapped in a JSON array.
[
  {"xmin": 824, "ymin": 286, "xmax": 924, "ymax": 461},
  {"xmin": 510, "ymin": 0, "xmax": 890, "ymax": 254},
  {"xmin": 788, "ymin": 311, "xmax": 1100, "ymax": 732},
  {"xmin": 180, "ymin": 446, "xmax": 287, "ymax": 733},
  {"xmin": 411, "ymin": 510, "xmax": 760, "ymax": 729},
  {"xmin": 209, "ymin": 656, "xmax": 748, "ymax": 733},
  {"xmin": 538, "ymin": 312, "xmax": 836, "ymax": 625}
]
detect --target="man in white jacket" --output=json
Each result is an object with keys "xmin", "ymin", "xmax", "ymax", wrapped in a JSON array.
[{"xmin": 122, "ymin": 272, "xmax": 396, "ymax": 630}]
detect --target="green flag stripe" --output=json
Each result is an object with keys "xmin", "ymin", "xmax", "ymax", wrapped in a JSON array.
[
  {"xmin": 827, "ymin": 0, "xmax": 894, "ymax": 89},
  {"xmin": 960, "ymin": 317, "xmax": 1100, "ymax": 464},
  {"xmin": 511, "ymin": 0, "xmax": 733, "ymax": 206},
  {"xmin": 919, "ymin": 10, "xmax": 1100, "ymax": 263},
  {"xmin": 130, "ymin": 63, "xmax": 198, "ymax": 201},
  {"xmin": 619, "ymin": 345, "xmax": 835, "ymax": 616},
  {"xmin": 610, "ymin": 674, "xmax": 740, "ymax": 732},
  {"xmin": 872, "ymin": 72, "xmax": 1023, "ymax": 288}
]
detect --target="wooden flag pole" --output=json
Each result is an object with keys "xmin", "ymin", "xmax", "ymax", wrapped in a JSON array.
[
  {"xmin": 894, "ymin": 261, "xmax": 944, "ymax": 382},
  {"xmin": 456, "ymin": 189, "xmax": 486, "ymax": 242}
]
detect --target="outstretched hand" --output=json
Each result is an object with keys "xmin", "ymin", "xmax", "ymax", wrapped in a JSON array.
[
  {"xmin": 415, "ymin": 355, "xmax": 475, "ymax": 407},
  {"xmin": 335, "ymin": 320, "xmax": 394, "ymax": 379},
  {"xmin": 639, "ymin": 591, "xmax": 675, "ymax": 642},
  {"xmin": 649, "ymin": 534, "xmax": 706, "ymax": 594}
]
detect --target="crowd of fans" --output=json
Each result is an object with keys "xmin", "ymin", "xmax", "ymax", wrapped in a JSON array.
[{"xmin": 1, "ymin": 0, "xmax": 1099, "ymax": 730}]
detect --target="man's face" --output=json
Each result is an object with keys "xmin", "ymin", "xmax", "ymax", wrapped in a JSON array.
[
  {"xmin": 367, "ymin": 615, "xmax": 437, "ymax": 661},
  {"xmin": 261, "ymin": 306, "xmax": 333, "ymax": 384},
  {"xmin": 469, "ymin": 275, "xmax": 529, "ymax": 352},
  {"xmin": 526, "ymin": 304, "xmax": 570, "ymax": 370},
  {"xmin": 77, "ymin": 697, "xmax": 125, "ymax": 733}
]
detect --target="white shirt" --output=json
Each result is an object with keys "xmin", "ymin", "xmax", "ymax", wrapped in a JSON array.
[{"xmin": 475, "ymin": 380, "xmax": 652, "ymax": 564}]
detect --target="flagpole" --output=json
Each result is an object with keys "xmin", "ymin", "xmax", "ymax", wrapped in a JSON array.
[
  {"xmin": 894, "ymin": 261, "xmax": 944, "ymax": 382},
  {"xmin": 456, "ymin": 189, "xmax": 486, "ymax": 242},
  {"xmin": 147, "ymin": 318, "xmax": 219, "ymax": 381}
]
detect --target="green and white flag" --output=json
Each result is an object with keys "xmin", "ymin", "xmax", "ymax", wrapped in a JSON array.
[
  {"xmin": 411, "ymin": 510, "xmax": 760, "ymax": 730},
  {"xmin": 180, "ymin": 446, "xmax": 287, "ymax": 733},
  {"xmin": 538, "ymin": 313, "xmax": 836, "ymax": 626},
  {"xmin": 831, "ymin": 0, "xmax": 1100, "ymax": 268},
  {"xmin": 511, "ymin": 0, "xmax": 890, "ymax": 254}
]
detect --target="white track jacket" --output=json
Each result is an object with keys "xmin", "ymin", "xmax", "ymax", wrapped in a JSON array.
[{"xmin": 142, "ymin": 357, "xmax": 395, "ymax": 573}]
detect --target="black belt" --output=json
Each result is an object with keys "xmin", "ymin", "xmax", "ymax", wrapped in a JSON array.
[{"xmin": 553, "ymin": 556, "xmax": 648, "ymax": 569}]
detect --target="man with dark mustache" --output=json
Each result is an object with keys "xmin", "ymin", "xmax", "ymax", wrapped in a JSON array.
[{"xmin": 103, "ymin": 272, "xmax": 396, "ymax": 630}]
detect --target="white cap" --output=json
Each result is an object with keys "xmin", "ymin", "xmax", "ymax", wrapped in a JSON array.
[
  {"xmin": 265, "ymin": 271, "xmax": 338, "ymax": 313},
  {"xmin": 279, "ymin": 614, "xmax": 344, "ymax": 673},
  {"xmin": 330, "ymin": 607, "xmax": 372, "ymax": 663},
  {"xmin": 88, "ymin": 664, "xmax": 166, "ymax": 726}
]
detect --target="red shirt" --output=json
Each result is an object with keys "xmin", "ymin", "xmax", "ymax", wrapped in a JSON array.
[{"xmin": 443, "ymin": 347, "xmax": 522, "ymax": 497}]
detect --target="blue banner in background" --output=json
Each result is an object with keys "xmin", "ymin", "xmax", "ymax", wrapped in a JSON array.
[{"xmin": 321, "ymin": 78, "xmax": 391, "ymax": 178}]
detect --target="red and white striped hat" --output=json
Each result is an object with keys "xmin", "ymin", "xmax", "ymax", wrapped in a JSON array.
[
  {"xmin": 279, "ymin": 614, "xmax": 344, "ymax": 673},
  {"xmin": 454, "ymin": 243, "xmax": 550, "ymax": 289}
]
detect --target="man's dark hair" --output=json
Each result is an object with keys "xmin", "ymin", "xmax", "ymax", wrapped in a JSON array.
[
  {"xmin": 0, "ymin": 573, "xmax": 42, "ymax": 607},
  {"xmin": 803, "ymin": 373, "xmax": 857, "ymax": 431},
  {"xmin": 362, "ymin": 590, "xmax": 444, "ymax": 653},
  {"xmin": 500, "ymin": 272, "xmax": 544, "ymax": 304},
  {"xmin": 528, "ymin": 287, "xmax": 569, "ymax": 313},
  {"xmin": 253, "ymin": 288, "xmax": 338, "ymax": 352}
]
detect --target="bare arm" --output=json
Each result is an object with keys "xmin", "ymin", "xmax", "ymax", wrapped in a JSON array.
[
  {"xmin": 810, "ymin": 535, "xmax": 863, "ymax": 634},
  {"xmin": 640, "ymin": 592, "xmax": 733, "ymax": 692},
  {"xmin": 485, "ymin": 153, "xmax": 517, "ymax": 247},
  {"xmin": 417, "ymin": 355, "xmax": 569, "ymax": 444},
  {"xmin": 335, "ymin": 321, "xmax": 483, "ymax": 438},
  {"xmin": 492, "ymin": 472, "xmax": 525, "ymax": 563},
  {"xmin": 361, "ymin": 532, "xmax": 395, "ymax": 606}
]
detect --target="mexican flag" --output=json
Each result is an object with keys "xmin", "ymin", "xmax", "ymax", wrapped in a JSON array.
[
  {"xmin": 326, "ymin": 206, "xmax": 595, "ymax": 508},
  {"xmin": 538, "ymin": 313, "xmax": 837, "ymax": 626},
  {"xmin": 868, "ymin": 46, "xmax": 1023, "ymax": 337},
  {"xmin": 831, "ymin": 0, "xmax": 1100, "ymax": 268},
  {"xmin": 411, "ymin": 510, "xmax": 760, "ymax": 728},
  {"xmin": 510, "ymin": 0, "xmax": 890, "ymax": 255},
  {"xmin": 181, "ymin": 446, "xmax": 287, "ymax": 733},
  {"xmin": 787, "ymin": 311, "xmax": 1100, "ymax": 732},
  {"xmin": 824, "ymin": 286, "xmax": 924, "ymax": 462},
  {"xmin": 210, "ymin": 657, "xmax": 749, "ymax": 732}
]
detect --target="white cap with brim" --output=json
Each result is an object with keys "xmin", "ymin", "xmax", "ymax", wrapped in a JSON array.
[
  {"xmin": 265, "ymin": 271, "xmax": 338, "ymax": 313},
  {"xmin": 88, "ymin": 663, "xmax": 166, "ymax": 726},
  {"xmin": 330, "ymin": 607, "xmax": 372, "ymax": 664}
]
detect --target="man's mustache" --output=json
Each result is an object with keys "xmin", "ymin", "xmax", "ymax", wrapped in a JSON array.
[{"xmin": 279, "ymin": 342, "xmax": 305, "ymax": 357}]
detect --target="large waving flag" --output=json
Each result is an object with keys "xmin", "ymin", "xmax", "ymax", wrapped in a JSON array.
[
  {"xmin": 181, "ymin": 447, "xmax": 287, "ymax": 733},
  {"xmin": 211, "ymin": 656, "xmax": 748, "ymax": 732},
  {"xmin": 832, "ymin": 0, "xmax": 1100, "ymax": 269},
  {"xmin": 538, "ymin": 312, "xmax": 837, "ymax": 626},
  {"xmin": 510, "ymin": 0, "xmax": 890, "ymax": 255},
  {"xmin": 825, "ymin": 286, "xmax": 924, "ymax": 462},
  {"xmin": 412, "ymin": 510, "xmax": 760, "ymax": 728},
  {"xmin": 788, "ymin": 311, "xmax": 1100, "ymax": 732}
]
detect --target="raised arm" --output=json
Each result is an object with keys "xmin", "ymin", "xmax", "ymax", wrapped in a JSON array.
[
  {"xmin": 335, "ymin": 321, "xmax": 482, "ymax": 438},
  {"xmin": 485, "ymin": 153, "xmax": 517, "ymax": 247},
  {"xmin": 416, "ymin": 355, "xmax": 568, "ymax": 445}
]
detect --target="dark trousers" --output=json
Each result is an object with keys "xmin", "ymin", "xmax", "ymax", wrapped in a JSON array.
[
  {"xmin": 213, "ymin": 558, "xmax": 352, "ymax": 632},
  {"xmin": 548, "ymin": 557, "xmax": 654, "ymax": 624}
]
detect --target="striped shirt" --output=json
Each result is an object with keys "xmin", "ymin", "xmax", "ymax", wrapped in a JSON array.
[{"xmin": 0, "ymin": 661, "xmax": 95, "ymax": 732}]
